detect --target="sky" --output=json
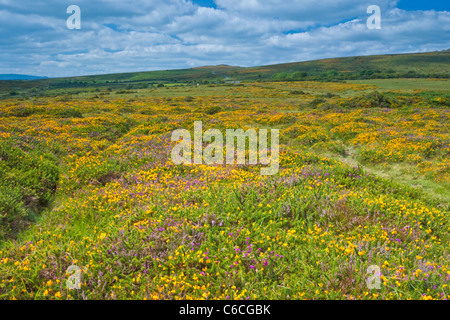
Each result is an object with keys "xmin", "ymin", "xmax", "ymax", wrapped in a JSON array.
[{"xmin": 0, "ymin": 0, "xmax": 449, "ymax": 77}]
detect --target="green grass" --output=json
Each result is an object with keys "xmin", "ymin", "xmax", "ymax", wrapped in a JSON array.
[
  {"xmin": 347, "ymin": 79, "xmax": 450, "ymax": 91},
  {"xmin": 1, "ymin": 49, "xmax": 449, "ymax": 100}
]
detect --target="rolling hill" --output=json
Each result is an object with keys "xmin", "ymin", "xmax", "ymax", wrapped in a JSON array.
[
  {"xmin": 1, "ymin": 49, "xmax": 449, "ymax": 98},
  {"xmin": 0, "ymin": 74, "xmax": 48, "ymax": 80}
]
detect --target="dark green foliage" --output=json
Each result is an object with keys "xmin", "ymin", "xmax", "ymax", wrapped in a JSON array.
[
  {"xmin": 204, "ymin": 105, "xmax": 222, "ymax": 115},
  {"xmin": 11, "ymin": 105, "xmax": 38, "ymax": 117},
  {"xmin": 53, "ymin": 107, "xmax": 83, "ymax": 118},
  {"xmin": 290, "ymin": 90, "xmax": 305, "ymax": 95},
  {"xmin": 346, "ymin": 91, "xmax": 392, "ymax": 109},
  {"xmin": 0, "ymin": 185, "xmax": 28, "ymax": 239},
  {"xmin": 309, "ymin": 98, "xmax": 326, "ymax": 108},
  {"xmin": 0, "ymin": 136, "xmax": 59, "ymax": 239}
]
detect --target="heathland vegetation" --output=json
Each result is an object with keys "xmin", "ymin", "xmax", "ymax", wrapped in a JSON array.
[{"xmin": 0, "ymin": 52, "xmax": 448, "ymax": 300}]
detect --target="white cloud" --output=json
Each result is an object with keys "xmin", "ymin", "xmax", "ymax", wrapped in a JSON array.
[{"xmin": 0, "ymin": 0, "xmax": 448, "ymax": 77}]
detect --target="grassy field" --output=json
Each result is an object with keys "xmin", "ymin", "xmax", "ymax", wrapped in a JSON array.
[
  {"xmin": 0, "ymin": 78, "xmax": 448, "ymax": 300},
  {"xmin": 1, "ymin": 50, "xmax": 449, "ymax": 100},
  {"xmin": 348, "ymin": 79, "xmax": 450, "ymax": 91}
]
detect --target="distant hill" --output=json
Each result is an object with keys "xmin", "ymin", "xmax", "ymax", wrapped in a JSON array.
[
  {"xmin": 0, "ymin": 50, "xmax": 448, "ymax": 98},
  {"xmin": 252, "ymin": 50, "xmax": 450, "ymax": 81},
  {"xmin": 0, "ymin": 74, "xmax": 48, "ymax": 80},
  {"xmin": 63, "ymin": 49, "xmax": 450, "ymax": 83}
]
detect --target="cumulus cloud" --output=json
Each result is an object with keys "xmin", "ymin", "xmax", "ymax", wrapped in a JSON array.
[
  {"xmin": 0, "ymin": 0, "xmax": 448, "ymax": 77},
  {"xmin": 215, "ymin": 0, "xmax": 397, "ymax": 23}
]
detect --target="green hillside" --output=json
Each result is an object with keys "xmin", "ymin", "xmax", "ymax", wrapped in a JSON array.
[
  {"xmin": 1, "ymin": 50, "xmax": 449, "ymax": 99},
  {"xmin": 244, "ymin": 50, "xmax": 450, "ymax": 81}
]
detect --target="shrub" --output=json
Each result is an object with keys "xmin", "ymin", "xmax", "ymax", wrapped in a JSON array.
[
  {"xmin": 284, "ymin": 124, "xmax": 309, "ymax": 139},
  {"xmin": 346, "ymin": 91, "xmax": 392, "ymax": 109},
  {"xmin": 0, "ymin": 136, "xmax": 59, "ymax": 239},
  {"xmin": 54, "ymin": 107, "xmax": 83, "ymax": 118},
  {"xmin": 205, "ymin": 106, "xmax": 222, "ymax": 115},
  {"xmin": 0, "ymin": 185, "xmax": 28, "ymax": 239},
  {"xmin": 11, "ymin": 105, "xmax": 36, "ymax": 117},
  {"xmin": 309, "ymin": 98, "xmax": 326, "ymax": 108}
]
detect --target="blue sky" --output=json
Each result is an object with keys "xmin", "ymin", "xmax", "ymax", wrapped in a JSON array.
[
  {"xmin": 397, "ymin": 0, "xmax": 449, "ymax": 11},
  {"xmin": 192, "ymin": 0, "xmax": 216, "ymax": 8},
  {"xmin": 0, "ymin": 0, "xmax": 449, "ymax": 77},
  {"xmin": 194, "ymin": 1, "xmax": 450, "ymax": 11}
]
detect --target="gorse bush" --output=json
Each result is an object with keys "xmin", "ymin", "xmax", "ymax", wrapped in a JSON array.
[
  {"xmin": 0, "ymin": 136, "xmax": 59, "ymax": 239},
  {"xmin": 0, "ymin": 185, "xmax": 28, "ymax": 239},
  {"xmin": 346, "ymin": 91, "xmax": 392, "ymax": 109},
  {"xmin": 53, "ymin": 107, "xmax": 83, "ymax": 118},
  {"xmin": 62, "ymin": 155, "xmax": 123, "ymax": 192},
  {"xmin": 204, "ymin": 105, "xmax": 222, "ymax": 115},
  {"xmin": 309, "ymin": 98, "xmax": 326, "ymax": 108}
]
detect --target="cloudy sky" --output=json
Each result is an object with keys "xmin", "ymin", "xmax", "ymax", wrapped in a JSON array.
[{"xmin": 0, "ymin": 0, "xmax": 449, "ymax": 77}]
